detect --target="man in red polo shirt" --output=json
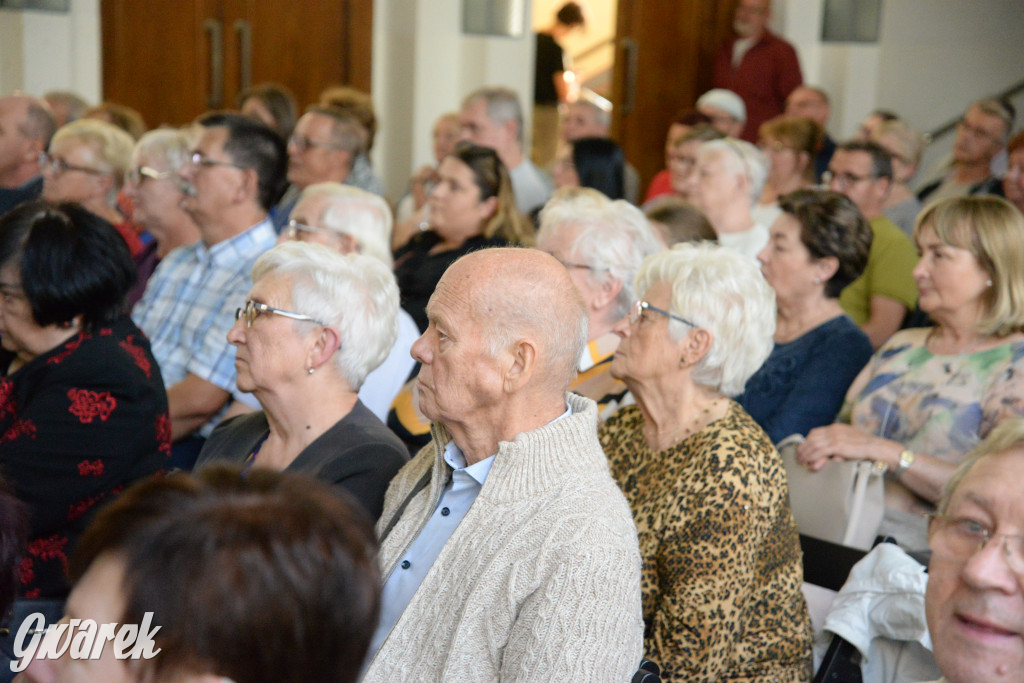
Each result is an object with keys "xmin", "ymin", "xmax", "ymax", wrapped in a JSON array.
[{"xmin": 712, "ymin": 0, "xmax": 803, "ymax": 143}]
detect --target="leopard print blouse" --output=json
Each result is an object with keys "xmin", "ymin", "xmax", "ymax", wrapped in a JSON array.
[{"xmin": 599, "ymin": 402, "xmax": 812, "ymax": 682}]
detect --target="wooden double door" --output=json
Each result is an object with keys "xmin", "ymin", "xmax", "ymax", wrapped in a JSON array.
[
  {"xmin": 611, "ymin": 0, "xmax": 739, "ymax": 190},
  {"xmin": 101, "ymin": 0, "xmax": 372, "ymax": 129}
]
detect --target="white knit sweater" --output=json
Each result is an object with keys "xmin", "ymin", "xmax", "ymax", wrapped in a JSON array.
[{"xmin": 363, "ymin": 393, "xmax": 644, "ymax": 682}]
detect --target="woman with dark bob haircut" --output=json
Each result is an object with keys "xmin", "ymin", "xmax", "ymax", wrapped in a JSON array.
[
  {"xmin": 553, "ymin": 136, "xmax": 626, "ymax": 200},
  {"xmin": 19, "ymin": 467, "xmax": 379, "ymax": 683},
  {"xmin": 738, "ymin": 189, "xmax": 874, "ymax": 443},
  {"xmin": 0, "ymin": 201, "xmax": 168, "ymax": 605}
]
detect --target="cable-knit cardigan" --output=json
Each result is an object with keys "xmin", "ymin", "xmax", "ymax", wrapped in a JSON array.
[{"xmin": 363, "ymin": 393, "xmax": 644, "ymax": 682}]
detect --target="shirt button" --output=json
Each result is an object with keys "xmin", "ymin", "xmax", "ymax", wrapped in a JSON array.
[
  {"xmin": 400, "ymin": 560, "xmax": 411, "ymax": 570},
  {"xmin": 441, "ymin": 507, "xmax": 450, "ymax": 516}
]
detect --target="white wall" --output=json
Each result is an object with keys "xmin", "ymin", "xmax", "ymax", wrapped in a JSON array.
[
  {"xmin": 780, "ymin": 0, "xmax": 1024, "ymax": 184},
  {"xmin": 373, "ymin": 0, "xmax": 537, "ymax": 199},
  {"xmin": 0, "ymin": 0, "xmax": 101, "ymax": 100}
]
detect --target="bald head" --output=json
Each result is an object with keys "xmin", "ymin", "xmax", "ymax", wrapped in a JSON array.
[
  {"xmin": 785, "ymin": 86, "xmax": 830, "ymax": 127},
  {"xmin": 444, "ymin": 248, "xmax": 588, "ymax": 392}
]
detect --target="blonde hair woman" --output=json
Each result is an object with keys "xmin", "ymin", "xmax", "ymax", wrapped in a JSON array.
[{"xmin": 798, "ymin": 196, "xmax": 1024, "ymax": 550}]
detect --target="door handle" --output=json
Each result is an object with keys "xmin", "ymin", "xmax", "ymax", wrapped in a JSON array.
[
  {"xmin": 621, "ymin": 37, "xmax": 638, "ymax": 116},
  {"xmin": 234, "ymin": 19, "xmax": 253, "ymax": 92},
  {"xmin": 204, "ymin": 18, "xmax": 224, "ymax": 108}
]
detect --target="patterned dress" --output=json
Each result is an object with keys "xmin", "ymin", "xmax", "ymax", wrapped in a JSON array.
[
  {"xmin": 0, "ymin": 315, "xmax": 169, "ymax": 598},
  {"xmin": 599, "ymin": 402, "xmax": 812, "ymax": 682},
  {"xmin": 844, "ymin": 327, "xmax": 1024, "ymax": 548}
]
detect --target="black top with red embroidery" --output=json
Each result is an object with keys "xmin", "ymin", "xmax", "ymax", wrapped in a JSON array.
[{"xmin": 0, "ymin": 314, "xmax": 170, "ymax": 599}]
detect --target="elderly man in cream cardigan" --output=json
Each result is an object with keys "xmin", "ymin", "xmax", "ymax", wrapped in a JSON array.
[{"xmin": 362, "ymin": 247, "xmax": 643, "ymax": 681}]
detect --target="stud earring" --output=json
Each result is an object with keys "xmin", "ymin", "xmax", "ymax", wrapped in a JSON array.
[
  {"xmin": 307, "ymin": 367, "xmax": 315, "ymax": 375},
  {"xmin": 987, "ymin": 279, "xmax": 994, "ymax": 287},
  {"xmin": 813, "ymin": 277, "xmax": 821, "ymax": 285}
]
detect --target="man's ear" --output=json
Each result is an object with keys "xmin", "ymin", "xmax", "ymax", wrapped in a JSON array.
[
  {"xmin": 236, "ymin": 168, "xmax": 260, "ymax": 204},
  {"xmin": 502, "ymin": 337, "xmax": 540, "ymax": 394},
  {"xmin": 590, "ymin": 275, "xmax": 623, "ymax": 313}
]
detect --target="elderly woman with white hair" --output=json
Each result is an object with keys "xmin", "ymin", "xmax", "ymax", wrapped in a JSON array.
[
  {"xmin": 599, "ymin": 243, "xmax": 811, "ymax": 681},
  {"xmin": 195, "ymin": 241, "xmax": 408, "ymax": 520},
  {"xmin": 280, "ymin": 182, "xmax": 419, "ymax": 421},
  {"xmin": 41, "ymin": 119, "xmax": 144, "ymax": 259},
  {"xmin": 122, "ymin": 128, "xmax": 201, "ymax": 303},
  {"xmin": 692, "ymin": 138, "xmax": 771, "ymax": 259}
]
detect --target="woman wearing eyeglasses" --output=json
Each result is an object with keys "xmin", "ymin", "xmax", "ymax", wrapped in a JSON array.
[
  {"xmin": 0, "ymin": 201, "xmax": 168, "ymax": 604},
  {"xmin": 40, "ymin": 119, "xmax": 143, "ymax": 259},
  {"xmin": 121, "ymin": 128, "xmax": 202, "ymax": 305},
  {"xmin": 598, "ymin": 243, "xmax": 811, "ymax": 682},
  {"xmin": 195, "ymin": 241, "xmax": 408, "ymax": 520},
  {"xmin": 754, "ymin": 116, "xmax": 822, "ymax": 225},
  {"xmin": 393, "ymin": 141, "xmax": 534, "ymax": 332}
]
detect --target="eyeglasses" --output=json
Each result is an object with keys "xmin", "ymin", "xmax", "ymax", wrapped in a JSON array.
[
  {"xmin": 188, "ymin": 151, "xmax": 247, "ymax": 171},
  {"xmin": 234, "ymin": 300, "xmax": 326, "ymax": 328},
  {"xmin": 823, "ymin": 170, "xmax": 880, "ymax": 189},
  {"xmin": 288, "ymin": 135, "xmax": 342, "ymax": 153},
  {"xmin": 284, "ymin": 219, "xmax": 341, "ymax": 241},
  {"xmin": 928, "ymin": 514, "xmax": 1024, "ymax": 576},
  {"xmin": 629, "ymin": 300, "xmax": 697, "ymax": 328},
  {"xmin": 957, "ymin": 119, "xmax": 1002, "ymax": 144},
  {"xmin": 759, "ymin": 140, "xmax": 794, "ymax": 154},
  {"xmin": 38, "ymin": 152, "xmax": 106, "ymax": 177},
  {"xmin": 126, "ymin": 165, "xmax": 174, "ymax": 185}
]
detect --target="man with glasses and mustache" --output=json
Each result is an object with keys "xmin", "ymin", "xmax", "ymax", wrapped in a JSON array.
[
  {"xmin": 826, "ymin": 140, "xmax": 918, "ymax": 349},
  {"xmin": 0, "ymin": 94, "xmax": 54, "ymax": 216},
  {"xmin": 270, "ymin": 105, "xmax": 366, "ymax": 231},
  {"xmin": 918, "ymin": 98, "xmax": 1014, "ymax": 204},
  {"xmin": 132, "ymin": 112, "xmax": 286, "ymax": 468},
  {"xmin": 923, "ymin": 417, "xmax": 1024, "ymax": 683}
]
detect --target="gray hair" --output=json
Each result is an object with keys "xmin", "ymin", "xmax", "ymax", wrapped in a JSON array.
[
  {"xmin": 295, "ymin": 183, "xmax": 394, "ymax": 266},
  {"xmin": 635, "ymin": 242, "xmax": 775, "ymax": 396},
  {"xmin": 133, "ymin": 128, "xmax": 191, "ymax": 173},
  {"xmin": 572, "ymin": 99, "xmax": 611, "ymax": 133},
  {"xmin": 463, "ymin": 86, "xmax": 524, "ymax": 145},
  {"xmin": 21, "ymin": 97, "xmax": 56, "ymax": 147},
  {"xmin": 538, "ymin": 191, "xmax": 663, "ymax": 320},
  {"xmin": 971, "ymin": 98, "xmax": 1015, "ymax": 143},
  {"xmin": 700, "ymin": 138, "xmax": 769, "ymax": 204},
  {"xmin": 874, "ymin": 118, "xmax": 925, "ymax": 169},
  {"xmin": 251, "ymin": 242, "xmax": 399, "ymax": 391},
  {"xmin": 303, "ymin": 106, "xmax": 366, "ymax": 165},
  {"xmin": 52, "ymin": 118, "xmax": 135, "ymax": 204},
  {"xmin": 939, "ymin": 417, "xmax": 1024, "ymax": 515}
]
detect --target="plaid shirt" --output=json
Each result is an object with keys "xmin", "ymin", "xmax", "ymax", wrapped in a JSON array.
[{"xmin": 132, "ymin": 219, "xmax": 275, "ymax": 437}]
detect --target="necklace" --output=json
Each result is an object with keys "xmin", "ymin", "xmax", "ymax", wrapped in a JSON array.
[{"xmin": 645, "ymin": 398, "xmax": 726, "ymax": 449}]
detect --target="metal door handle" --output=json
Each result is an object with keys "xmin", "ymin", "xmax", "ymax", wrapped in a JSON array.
[
  {"xmin": 204, "ymin": 19, "xmax": 224, "ymax": 108},
  {"xmin": 234, "ymin": 19, "xmax": 253, "ymax": 92},
  {"xmin": 621, "ymin": 37, "xmax": 638, "ymax": 116}
]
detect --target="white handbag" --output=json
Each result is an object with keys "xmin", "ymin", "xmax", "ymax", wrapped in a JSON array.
[{"xmin": 778, "ymin": 434, "xmax": 885, "ymax": 551}]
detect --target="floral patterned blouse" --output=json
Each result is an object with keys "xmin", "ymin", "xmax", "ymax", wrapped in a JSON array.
[
  {"xmin": 0, "ymin": 315, "xmax": 169, "ymax": 598},
  {"xmin": 599, "ymin": 402, "xmax": 812, "ymax": 682},
  {"xmin": 844, "ymin": 327, "xmax": 1024, "ymax": 546}
]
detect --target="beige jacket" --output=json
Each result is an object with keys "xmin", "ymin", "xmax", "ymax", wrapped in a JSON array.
[{"xmin": 363, "ymin": 393, "xmax": 644, "ymax": 682}]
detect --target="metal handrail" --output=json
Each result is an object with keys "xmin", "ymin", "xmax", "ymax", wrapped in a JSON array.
[{"xmin": 926, "ymin": 79, "xmax": 1024, "ymax": 144}]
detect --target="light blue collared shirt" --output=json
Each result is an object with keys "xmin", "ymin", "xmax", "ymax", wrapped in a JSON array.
[{"xmin": 366, "ymin": 404, "xmax": 571, "ymax": 664}]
